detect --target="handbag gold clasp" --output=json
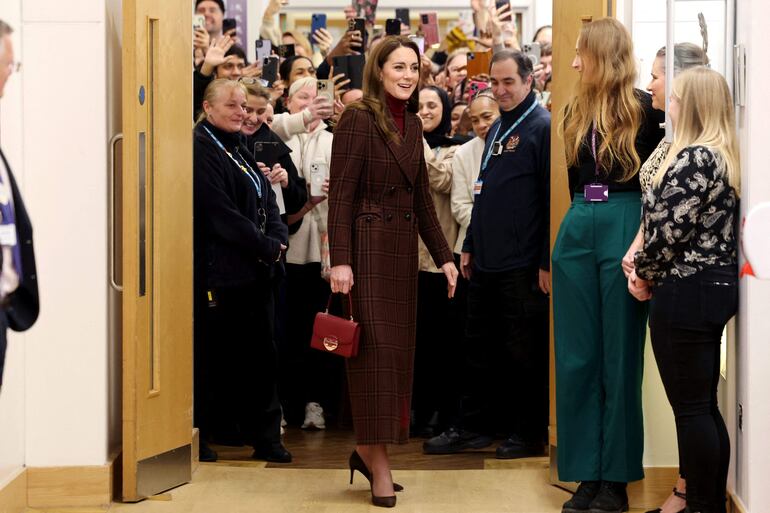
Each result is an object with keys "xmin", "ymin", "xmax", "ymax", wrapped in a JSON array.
[{"xmin": 323, "ymin": 336, "xmax": 339, "ymax": 351}]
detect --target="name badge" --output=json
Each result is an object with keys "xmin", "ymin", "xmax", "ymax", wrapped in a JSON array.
[
  {"xmin": 584, "ymin": 183, "xmax": 609, "ymax": 202},
  {"xmin": 491, "ymin": 141, "xmax": 503, "ymax": 156},
  {"xmin": 473, "ymin": 180, "xmax": 483, "ymax": 196},
  {"xmin": 0, "ymin": 224, "xmax": 17, "ymax": 246}
]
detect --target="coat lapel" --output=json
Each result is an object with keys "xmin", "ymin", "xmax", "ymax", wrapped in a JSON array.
[{"xmin": 380, "ymin": 113, "xmax": 420, "ymax": 185}]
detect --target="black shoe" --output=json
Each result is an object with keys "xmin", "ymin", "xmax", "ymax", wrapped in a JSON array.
[
  {"xmin": 252, "ymin": 442, "xmax": 292, "ymax": 463},
  {"xmin": 422, "ymin": 427, "xmax": 493, "ymax": 455},
  {"xmin": 589, "ymin": 481, "xmax": 629, "ymax": 513},
  {"xmin": 495, "ymin": 435, "xmax": 545, "ymax": 459},
  {"xmin": 562, "ymin": 481, "xmax": 601, "ymax": 513},
  {"xmin": 199, "ymin": 440, "xmax": 218, "ymax": 463}
]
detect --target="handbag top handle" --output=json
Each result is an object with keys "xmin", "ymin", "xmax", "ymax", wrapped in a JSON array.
[{"xmin": 325, "ymin": 293, "xmax": 355, "ymax": 322}]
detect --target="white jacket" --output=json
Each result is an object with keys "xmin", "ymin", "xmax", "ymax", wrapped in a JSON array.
[
  {"xmin": 273, "ymin": 112, "xmax": 334, "ymax": 265},
  {"xmin": 450, "ymin": 137, "xmax": 485, "ymax": 255}
]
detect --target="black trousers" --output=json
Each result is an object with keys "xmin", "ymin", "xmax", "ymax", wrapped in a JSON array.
[
  {"xmin": 458, "ymin": 266, "xmax": 549, "ymax": 441},
  {"xmin": 280, "ymin": 262, "xmax": 343, "ymax": 424},
  {"xmin": 413, "ymin": 269, "xmax": 460, "ymax": 431},
  {"xmin": 649, "ymin": 267, "xmax": 737, "ymax": 513},
  {"xmin": 193, "ymin": 280, "xmax": 282, "ymax": 449}
]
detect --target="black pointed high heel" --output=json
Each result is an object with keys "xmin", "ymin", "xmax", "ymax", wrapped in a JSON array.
[{"xmin": 348, "ymin": 450, "xmax": 404, "ymax": 492}]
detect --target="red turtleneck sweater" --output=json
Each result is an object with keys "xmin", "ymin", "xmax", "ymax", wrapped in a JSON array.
[{"xmin": 385, "ymin": 93, "xmax": 407, "ymax": 137}]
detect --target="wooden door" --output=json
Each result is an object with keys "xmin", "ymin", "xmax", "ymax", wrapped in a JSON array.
[
  {"xmin": 548, "ymin": 0, "xmax": 615, "ymax": 488},
  {"xmin": 121, "ymin": 0, "xmax": 194, "ymax": 502}
]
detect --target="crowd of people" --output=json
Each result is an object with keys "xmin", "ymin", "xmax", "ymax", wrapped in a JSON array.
[{"xmin": 190, "ymin": 2, "xmax": 739, "ymax": 513}]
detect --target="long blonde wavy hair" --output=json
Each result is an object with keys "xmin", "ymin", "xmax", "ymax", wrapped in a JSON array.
[
  {"xmin": 560, "ymin": 18, "xmax": 643, "ymax": 181},
  {"xmin": 654, "ymin": 67, "xmax": 740, "ymax": 195}
]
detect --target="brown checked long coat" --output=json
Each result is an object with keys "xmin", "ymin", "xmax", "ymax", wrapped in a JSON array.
[{"xmin": 328, "ymin": 106, "xmax": 454, "ymax": 445}]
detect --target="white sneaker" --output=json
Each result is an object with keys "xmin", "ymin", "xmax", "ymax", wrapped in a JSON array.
[{"xmin": 301, "ymin": 402, "xmax": 326, "ymax": 430}]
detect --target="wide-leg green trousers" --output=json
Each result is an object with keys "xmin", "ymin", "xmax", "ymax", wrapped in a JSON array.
[{"xmin": 552, "ymin": 191, "xmax": 647, "ymax": 483}]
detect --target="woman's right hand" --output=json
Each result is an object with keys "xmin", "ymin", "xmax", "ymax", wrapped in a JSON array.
[{"xmin": 330, "ymin": 265, "xmax": 354, "ymax": 294}]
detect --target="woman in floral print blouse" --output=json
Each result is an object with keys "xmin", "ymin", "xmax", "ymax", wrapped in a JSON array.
[{"xmin": 630, "ymin": 67, "xmax": 740, "ymax": 513}]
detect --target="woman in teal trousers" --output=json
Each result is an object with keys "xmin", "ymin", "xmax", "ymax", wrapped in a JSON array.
[{"xmin": 552, "ymin": 18, "xmax": 664, "ymax": 513}]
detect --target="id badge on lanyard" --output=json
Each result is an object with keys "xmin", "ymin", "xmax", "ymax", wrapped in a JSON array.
[{"xmin": 584, "ymin": 125, "xmax": 609, "ymax": 202}]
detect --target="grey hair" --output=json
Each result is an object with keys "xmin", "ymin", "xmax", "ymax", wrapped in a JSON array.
[
  {"xmin": 0, "ymin": 20, "xmax": 13, "ymax": 53},
  {"xmin": 656, "ymin": 42, "xmax": 709, "ymax": 75}
]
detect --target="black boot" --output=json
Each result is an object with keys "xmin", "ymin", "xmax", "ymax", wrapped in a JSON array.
[
  {"xmin": 562, "ymin": 481, "xmax": 601, "ymax": 513},
  {"xmin": 589, "ymin": 481, "xmax": 629, "ymax": 513}
]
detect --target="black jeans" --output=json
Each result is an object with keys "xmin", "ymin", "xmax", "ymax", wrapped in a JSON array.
[
  {"xmin": 649, "ymin": 267, "xmax": 738, "ymax": 513},
  {"xmin": 194, "ymin": 280, "xmax": 283, "ymax": 449},
  {"xmin": 458, "ymin": 266, "xmax": 549, "ymax": 442}
]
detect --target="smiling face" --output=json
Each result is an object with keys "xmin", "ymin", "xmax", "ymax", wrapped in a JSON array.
[
  {"xmin": 242, "ymin": 94, "xmax": 268, "ymax": 135},
  {"xmin": 469, "ymin": 96, "xmax": 500, "ymax": 140},
  {"xmin": 647, "ymin": 55, "xmax": 666, "ymax": 111},
  {"xmin": 418, "ymin": 88, "xmax": 443, "ymax": 133},
  {"xmin": 204, "ymin": 86, "xmax": 247, "ymax": 133},
  {"xmin": 196, "ymin": 1, "xmax": 224, "ymax": 36},
  {"xmin": 489, "ymin": 57, "xmax": 532, "ymax": 111},
  {"xmin": 381, "ymin": 46, "xmax": 420, "ymax": 101}
]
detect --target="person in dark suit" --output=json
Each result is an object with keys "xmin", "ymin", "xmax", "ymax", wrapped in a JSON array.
[
  {"xmin": 0, "ymin": 19, "xmax": 40, "ymax": 391},
  {"xmin": 327, "ymin": 35, "xmax": 459, "ymax": 508},
  {"xmin": 193, "ymin": 78, "xmax": 290, "ymax": 464}
]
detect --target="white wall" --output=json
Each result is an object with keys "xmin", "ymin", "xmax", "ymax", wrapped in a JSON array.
[
  {"xmin": 735, "ymin": 1, "xmax": 770, "ymax": 509},
  {"xmin": 0, "ymin": 0, "xmax": 27, "ymax": 488},
  {"xmin": 0, "ymin": 0, "xmax": 111, "ymax": 473}
]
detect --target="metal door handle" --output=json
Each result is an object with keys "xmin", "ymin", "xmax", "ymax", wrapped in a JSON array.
[{"xmin": 109, "ymin": 133, "xmax": 124, "ymax": 292}]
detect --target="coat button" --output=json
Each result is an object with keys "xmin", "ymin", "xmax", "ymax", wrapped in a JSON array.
[
  {"xmin": 389, "ymin": 186, "xmax": 396, "ymax": 194},
  {"xmin": 366, "ymin": 216, "xmax": 372, "ymax": 222},
  {"xmin": 406, "ymin": 186, "xmax": 413, "ymax": 193},
  {"xmin": 404, "ymin": 212, "xmax": 412, "ymax": 220},
  {"xmin": 385, "ymin": 213, "xmax": 393, "ymax": 221}
]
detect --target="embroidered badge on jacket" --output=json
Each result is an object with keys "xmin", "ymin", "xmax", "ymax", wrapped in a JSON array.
[{"xmin": 505, "ymin": 134, "xmax": 520, "ymax": 153}]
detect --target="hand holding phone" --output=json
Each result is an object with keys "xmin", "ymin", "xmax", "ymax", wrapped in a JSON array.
[
  {"xmin": 522, "ymin": 42, "xmax": 541, "ymax": 67},
  {"xmin": 222, "ymin": 18, "xmax": 237, "ymax": 36},
  {"xmin": 310, "ymin": 162, "xmax": 329, "ymax": 197},
  {"xmin": 262, "ymin": 56, "xmax": 280, "ymax": 86},
  {"xmin": 316, "ymin": 79, "xmax": 335, "ymax": 103},
  {"xmin": 255, "ymin": 39, "xmax": 272, "ymax": 62},
  {"xmin": 420, "ymin": 12, "xmax": 439, "ymax": 47}
]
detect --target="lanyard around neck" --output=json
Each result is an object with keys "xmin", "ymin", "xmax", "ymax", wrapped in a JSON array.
[
  {"xmin": 481, "ymin": 99, "xmax": 538, "ymax": 172},
  {"xmin": 590, "ymin": 124, "xmax": 601, "ymax": 178},
  {"xmin": 203, "ymin": 125, "xmax": 263, "ymax": 199}
]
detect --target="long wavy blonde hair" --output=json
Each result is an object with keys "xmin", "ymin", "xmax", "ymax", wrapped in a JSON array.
[
  {"xmin": 654, "ymin": 67, "xmax": 740, "ymax": 195},
  {"xmin": 560, "ymin": 18, "xmax": 642, "ymax": 181}
]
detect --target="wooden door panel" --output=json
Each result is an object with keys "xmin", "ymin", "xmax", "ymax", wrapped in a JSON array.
[{"xmin": 122, "ymin": 0, "xmax": 193, "ymax": 501}]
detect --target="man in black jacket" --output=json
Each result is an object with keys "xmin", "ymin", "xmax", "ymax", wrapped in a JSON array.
[
  {"xmin": 424, "ymin": 50, "xmax": 550, "ymax": 459},
  {"xmin": 0, "ymin": 20, "xmax": 40, "ymax": 391}
]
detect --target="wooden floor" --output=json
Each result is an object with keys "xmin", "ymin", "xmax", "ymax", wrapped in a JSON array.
[
  {"xmin": 26, "ymin": 428, "xmax": 671, "ymax": 512},
  {"xmin": 213, "ymin": 427, "xmax": 501, "ymax": 470}
]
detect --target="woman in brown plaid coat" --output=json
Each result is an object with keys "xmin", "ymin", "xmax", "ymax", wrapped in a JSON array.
[{"xmin": 328, "ymin": 36, "xmax": 459, "ymax": 507}]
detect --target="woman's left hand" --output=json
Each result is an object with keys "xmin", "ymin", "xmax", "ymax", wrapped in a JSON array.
[
  {"xmin": 628, "ymin": 270, "xmax": 652, "ymax": 302},
  {"xmin": 442, "ymin": 262, "xmax": 459, "ymax": 299}
]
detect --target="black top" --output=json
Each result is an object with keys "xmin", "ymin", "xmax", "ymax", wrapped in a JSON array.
[
  {"xmin": 462, "ymin": 91, "xmax": 551, "ymax": 272},
  {"xmin": 635, "ymin": 145, "xmax": 739, "ymax": 284},
  {"xmin": 194, "ymin": 120, "xmax": 288, "ymax": 289},
  {"xmin": 242, "ymin": 124, "xmax": 308, "ymax": 234},
  {"xmin": 568, "ymin": 90, "xmax": 664, "ymax": 196}
]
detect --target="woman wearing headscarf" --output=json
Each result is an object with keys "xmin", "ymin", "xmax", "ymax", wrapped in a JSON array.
[{"xmin": 411, "ymin": 85, "xmax": 463, "ymax": 436}]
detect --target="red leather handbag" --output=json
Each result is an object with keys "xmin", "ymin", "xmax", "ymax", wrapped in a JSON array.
[{"xmin": 310, "ymin": 294, "xmax": 361, "ymax": 358}]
